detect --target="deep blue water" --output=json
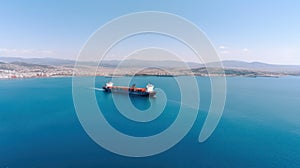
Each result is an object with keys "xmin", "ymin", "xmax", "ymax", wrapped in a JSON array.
[{"xmin": 0, "ymin": 76, "xmax": 299, "ymax": 167}]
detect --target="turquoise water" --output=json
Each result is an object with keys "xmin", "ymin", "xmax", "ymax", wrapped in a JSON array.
[{"xmin": 0, "ymin": 76, "xmax": 299, "ymax": 167}]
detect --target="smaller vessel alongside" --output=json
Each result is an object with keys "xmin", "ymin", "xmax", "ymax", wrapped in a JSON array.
[{"xmin": 102, "ymin": 82, "xmax": 156, "ymax": 97}]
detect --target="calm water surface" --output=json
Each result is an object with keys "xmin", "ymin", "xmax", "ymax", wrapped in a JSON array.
[{"xmin": 0, "ymin": 76, "xmax": 299, "ymax": 167}]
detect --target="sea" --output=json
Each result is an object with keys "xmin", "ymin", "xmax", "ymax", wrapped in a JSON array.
[{"xmin": 0, "ymin": 76, "xmax": 299, "ymax": 167}]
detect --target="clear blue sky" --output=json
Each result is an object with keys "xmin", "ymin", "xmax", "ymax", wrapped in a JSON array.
[{"xmin": 0, "ymin": 0, "xmax": 299, "ymax": 64}]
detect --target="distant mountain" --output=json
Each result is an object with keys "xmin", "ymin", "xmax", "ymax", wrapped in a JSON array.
[
  {"xmin": 98, "ymin": 59, "xmax": 300, "ymax": 73},
  {"xmin": 1, "ymin": 57, "xmax": 300, "ymax": 73},
  {"xmin": 206, "ymin": 60, "xmax": 300, "ymax": 73},
  {"xmin": 99, "ymin": 59, "xmax": 196, "ymax": 68},
  {"xmin": 10, "ymin": 61, "xmax": 53, "ymax": 68},
  {"xmin": 0, "ymin": 57, "xmax": 75, "ymax": 66}
]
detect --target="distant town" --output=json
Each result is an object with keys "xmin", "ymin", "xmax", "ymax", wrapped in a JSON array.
[{"xmin": 1, "ymin": 57, "xmax": 300, "ymax": 79}]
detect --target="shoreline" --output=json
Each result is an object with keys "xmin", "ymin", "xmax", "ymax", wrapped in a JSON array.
[{"xmin": 1, "ymin": 74, "xmax": 298, "ymax": 80}]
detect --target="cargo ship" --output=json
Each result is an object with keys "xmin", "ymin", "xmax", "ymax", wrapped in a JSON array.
[{"xmin": 102, "ymin": 82, "xmax": 156, "ymax": 97}]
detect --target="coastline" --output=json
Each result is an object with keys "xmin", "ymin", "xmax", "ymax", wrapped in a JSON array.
[
  {"xmin": 0, "ymin": 73, "xmax": 296, "ymax": 80},
  {"xmin": 1, "ymin": 59, "xmax": 300, "ymax": 80}
]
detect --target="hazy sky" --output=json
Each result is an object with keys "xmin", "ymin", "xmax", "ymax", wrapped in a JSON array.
[{"xmin": 0, "ymin": 0, "xmax": 299, "ymax": 64}]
